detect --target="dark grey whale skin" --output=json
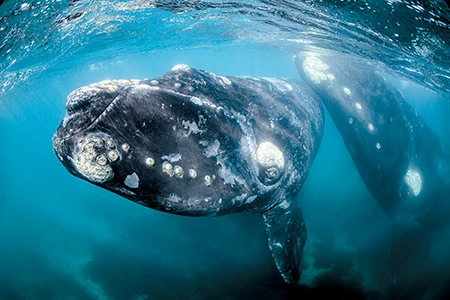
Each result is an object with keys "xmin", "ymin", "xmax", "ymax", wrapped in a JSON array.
[
  {"xmin": 52, "ymin": 65, "xmax": 324, "ymax": 284},
  {"xmin": 296, "ymin": 52, "xmax": 450, "ymax": 288}
]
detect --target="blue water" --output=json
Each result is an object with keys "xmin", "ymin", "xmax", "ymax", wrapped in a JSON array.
[{"xmin": 1, "ymin": 1, "xmax": 449, "ymax": 299}]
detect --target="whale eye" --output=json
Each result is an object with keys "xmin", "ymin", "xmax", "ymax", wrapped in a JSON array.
[{"xmin": 255, "ymin": 142, "xmax": 285, "ymax": 186}]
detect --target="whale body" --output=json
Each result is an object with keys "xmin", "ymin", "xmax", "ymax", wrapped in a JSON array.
[
  {"xmin": 52, "ymin": 65, "xmax": 324, "ymax": 283},
  {"xmin": 296, "ymin": 52, "xmax": 450, "ymax": 287}
]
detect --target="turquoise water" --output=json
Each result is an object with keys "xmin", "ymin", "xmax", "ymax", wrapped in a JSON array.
[{"xmin": 1, "ymin": 1, "xmax": 449, "ymax": 299}]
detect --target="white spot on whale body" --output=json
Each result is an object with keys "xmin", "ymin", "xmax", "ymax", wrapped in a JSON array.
[
  {"xmin": 145, "ymin": 157, "xmax": 155, "ymax": 166},
  {"xmin": 404, "ymin": 168, "xmax": 422, "ymax": 196},
  {"xmin": 189, "ymin": 169, "xmax": 197, "ymax": 178},
  {"xmin": 368, "ymin": 123, "xmax": 375, "ymax": 132},
  {"xmin": 161, "ymin": 153, "xmax": 181, "ymax": 163},
  {"xmin": 302, "ymin": 56, "xmax": 330, "ymax": 84},
  {"xmin": 121, "ymin": 143, "xmax": 130, "ymax": 152},
  {"xmin": 343, "ymin": 87, "xmax": 351, "ymax": 95},
  {"xmin": 256, "ymin": 142, "xmax": 284, "ymax": 169},
  {"xmin": 125, "ymin": 172, "xmax": 139, "ymax": 189},
  {"xmin": 376, "ymin": 142, "xmax": 381, "ymax": 149},
  {"xmin": 348, "ymin": 117, "xmax": 354, "ymax": 124},
  {"xmin": 182, "ymin": 120, "xmax": 203, "ymax": 135},
  {"xmin": 355, "ymin": 103, "xmax": 362, "ymax": 110},
  {"xmin": 204, "ymin": 140, "xmax": 220, "ymax": 158}
]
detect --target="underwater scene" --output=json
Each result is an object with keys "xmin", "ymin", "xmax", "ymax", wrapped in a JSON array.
[{"xmin": 1, "ymin": 0, "xmax": 449, "ymax": 299}]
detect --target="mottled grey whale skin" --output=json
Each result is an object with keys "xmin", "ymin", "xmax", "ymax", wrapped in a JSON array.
[
  {"xmin": 52, "ymin": 65, "xmax": 324, "ymax": 284},
  {"xmin": 296, "ymin": 52, "xmax": 450, "ymax": 287}
]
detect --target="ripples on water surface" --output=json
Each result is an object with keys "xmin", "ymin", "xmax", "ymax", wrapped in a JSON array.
[
  {"xmin": 0, "ymin": 0, "xmax": 449, "ymax": 96},
  {"xmin": 0, "ymin": 1, "xmax": 450, "ymax": 300}
]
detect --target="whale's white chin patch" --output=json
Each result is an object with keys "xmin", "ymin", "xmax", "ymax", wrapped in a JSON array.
[{"xmin": 70, "ymin": 133, "xmax": 117, "ymax": 183}]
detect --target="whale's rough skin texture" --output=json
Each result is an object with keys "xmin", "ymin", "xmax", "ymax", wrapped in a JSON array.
[
  {"xmin": 52, "ymin": 65, "xmax": 324, "ymax": 284},
  {"xmin": 296, "ymin": 52, "xmax": 450, "ymax": 290}
]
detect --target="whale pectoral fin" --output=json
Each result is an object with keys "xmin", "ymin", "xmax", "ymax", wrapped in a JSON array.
[{"xmin": 261, "ymin": 199, "xmax": 306, "ymax": 284}]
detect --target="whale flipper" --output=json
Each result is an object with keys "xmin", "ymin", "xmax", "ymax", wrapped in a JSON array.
[{"xmin": 262, "ymin": 198, "xmax": 306, "ymax": 284}]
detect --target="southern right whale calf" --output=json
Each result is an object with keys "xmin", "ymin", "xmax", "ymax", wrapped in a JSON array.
[
  {"xmin": 296, "ymin": 52, "xmax": 450, "ymax": 288},
  {"xmin": 52, "ymin": 65, "xmax": 324, "ymax": 284}
]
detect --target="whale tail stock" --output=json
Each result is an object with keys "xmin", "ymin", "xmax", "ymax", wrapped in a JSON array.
[{"xmin": 261, "ymin": 198, "xmax": 306, "ymax": 284}]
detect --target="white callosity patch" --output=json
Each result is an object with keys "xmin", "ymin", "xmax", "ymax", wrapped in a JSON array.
[
  {"xmin": 190, "ymin": 96, "xmax": 203, "ymax": 106},
  {"xmin": 203, "ymin": 140, "xmax": 220, "ymax": 158},
  {"xmin": 161, "ymin": 153, "xmax": 181, "ymax": 163},
  {"xmin": 343, "ymin": 87, "xmax": 351, "ymax": 95},
  {"xmin": 182, "ymin": 120, "xmax": 203, "ymax": 135},
  {"xmin": 71, "ymin": 135, "xmax": 114, "ymax": 183},
  {"xmin": 145, "ymin": 157, "xmax": 155, "ymax": 166},
  {"xmin": 173, "ymin": 165, "xmax": 184, "ymax": 178},
  {"xmin": 256, "ymin": 142, "xmax": 285, "ymax": 170},
  {"xmin": 302, "ymin": 56, "xmax": 333, "ymax": 84},
  {"xmin": 355, "ymin": 102, "xmax": 363, "ymax": 110},
  {"xmin": 188, "ymin": 169, "xmax": 197, "ymax": 179},
  {"xmin": 124, "ymin": 172, "xmax": 139, "ymax": 189},
  {"xmin": 404, "ymin": 168, "xmax": 422, "ymax": 197},
  {"xmin": 162, "ymin": 162, "xmax": 174, "ymax": 176},
  {"xmin": 368, "ymin": 123, "xmax": 375, "ymax": 132},
  {"xmin": 107, "ymin": 150, "xmax": 119, "ymax": 162}
]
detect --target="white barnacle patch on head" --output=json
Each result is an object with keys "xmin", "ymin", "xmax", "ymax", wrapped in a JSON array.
[
  {"xmin": 355, "ymin": 102, "xmax": 362, "ymax": 110},
  {"xmin": 71, "ymin": 135, "xmax": 114, "ymax": 183},
  {"xmin": 404, "ymin": 168, "xmax": 422, "ymax": 197},
  {"xmin": 150, "ymin": 80, "xmax": 159, "ymax": 85},
  {"xmin": 368, "ymin": 123, "xmax": 375, "ymax": 132},
  {"xmin": 145, "ymin": 157, "xmax": 155, "ymax": 166},
  {"xmin": 343, "ymin": 87, "xmax": 351, "ymax": 95},
  {"xmin": 302, "ymin": 56, "xmax": 330, "ymax": 84},
  {"xmin": 162, "ymin": 162, "xmax": 174, "ymax": 176},
  {"xmin": 124, "ymin": 172, "xmax": 139, "ymax": 189},
  {"xmin": 256, "ymin": 142, "xmax": 284, "ymax": 169}
]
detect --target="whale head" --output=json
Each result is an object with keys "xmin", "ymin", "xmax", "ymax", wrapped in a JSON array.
[{"xmin": 52, "ymin": 76, "xmax": 284, "ymax": 216}]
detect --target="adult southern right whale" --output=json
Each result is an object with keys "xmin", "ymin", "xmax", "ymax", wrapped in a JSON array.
[
  {"xmin": 295, "ymin": 52, "xmax": 450, "ymax": 288},
  {"xmin": 52, "ymin": 65, "xmax": 324, "ymax": 284}
]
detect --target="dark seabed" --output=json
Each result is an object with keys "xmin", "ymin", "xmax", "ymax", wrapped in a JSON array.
[{"xmin": 0, "ymin": 1, "xmax": 449, "ymax": 299}]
